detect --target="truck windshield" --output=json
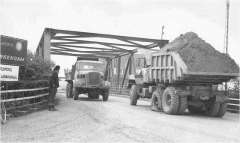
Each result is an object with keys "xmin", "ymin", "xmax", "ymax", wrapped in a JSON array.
[{"xmin": 76, "ymin": 61, "xmax": 104, "ymax": 72}]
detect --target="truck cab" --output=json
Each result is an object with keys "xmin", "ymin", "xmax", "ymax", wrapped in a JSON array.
[{"xmin": 65, "ymin": 57, "xmax": 111, "ymax": 101}]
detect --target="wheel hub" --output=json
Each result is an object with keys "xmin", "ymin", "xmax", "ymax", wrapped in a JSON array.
[{"xmin": 166, "ymin": 94, "xmax": 171, "ymax": 108}]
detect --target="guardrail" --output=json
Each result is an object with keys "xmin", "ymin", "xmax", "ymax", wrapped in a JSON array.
[
  {"xmin": 227, "ymin": 97, "xmax": 239, "ymax": 113},
  {"xmin": 110, "ymin": 84, "xmax": 129, "ymax": 95},
  {"xmin": 0, "ymin": 80, "xmax": 49, "ymax": 112}
]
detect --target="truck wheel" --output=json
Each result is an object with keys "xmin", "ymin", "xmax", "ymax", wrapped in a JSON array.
[
  {"xmin": 68, "ymin": 84, "xmax": 73, "ymax": 98},
  {"xmin": 216, "ymin": 103, "xmax": 227, "ymax": 117},
  {"xmin": 103, "ymin": 89, "xmax": 109, "ymax": 101},
  {"xmin": 151, "ymin": 91, "xmax": 162, "ymax": 112},
  {"xmin": 177, "ymin": 96, "xmax": 187, "ymax": 115},
  {"xmin": 88, "ymin": 94, "xmax": 94, "ymax": 99},
  {"xmin": 95, "ymin": 94, "xmax": 100, "ymax": 99},
  {"xmin": 162, "ymin": 86, "xmax": 179, "ymax": 115},
  {"xmin": 130, "ymin": 85, "xmax": 138, "ymax": 106},
  {"xmin": 204, "ymin": 98, "xmax": 220, "ymax": 117},
  {"xmin": 73, "ymin": 88, "xmax": 79, "ymax": 100},
  {"xmin": 187, "ymin": 105, "xmax": 203, "ymax": 114},
  {"xmin": 66, "ymin": 83, "xmax": 70, "ymax": 98}
]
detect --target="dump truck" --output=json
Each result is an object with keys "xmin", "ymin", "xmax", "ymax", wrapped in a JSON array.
[
  {"xmin": 128, "ymin": 32, "xmax": 239, "ymax": 117},
  {"xmin": 65, "ymin": 57, "xmax": 111, "ymax": 101}
]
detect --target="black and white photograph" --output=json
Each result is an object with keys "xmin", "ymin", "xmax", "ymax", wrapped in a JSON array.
[{"xmin": 0, "ymin": 0, "xmax": 239, "ymax": 142}]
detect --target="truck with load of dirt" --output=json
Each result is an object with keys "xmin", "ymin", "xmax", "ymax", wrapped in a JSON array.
[
  {"xmin": 65, "ymin": 57, "xmax": 111, "ymax": 101},
  {"xmin": 128, "ymin": 32, "xmax": 239, "ymax": 117}
]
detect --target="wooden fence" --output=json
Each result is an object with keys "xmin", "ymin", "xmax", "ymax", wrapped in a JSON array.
[{"xmin": 0, "ymin": 80, "xmax": 49, "ymax": 112}]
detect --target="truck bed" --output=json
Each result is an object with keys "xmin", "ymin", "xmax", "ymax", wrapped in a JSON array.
[
  {"xmin": 178, "ymin": 72, "xmax": 239, "ymax": 84},
  {"xmin": 150, "ymin": 51, "xmax": 239, "ymax": 84}
]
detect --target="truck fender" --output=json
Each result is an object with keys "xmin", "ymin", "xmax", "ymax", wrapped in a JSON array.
[
  {"xmin": 103, "ymin": 81, "xmax": 111, "ymax": 87},
  {"xmin": 127, "ymin": 75, "xmax": 143, "ymax": 89}
]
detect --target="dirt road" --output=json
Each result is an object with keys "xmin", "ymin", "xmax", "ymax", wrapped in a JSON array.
[{"xmin": 1, "ymin": 89, "xmax": 239, "ymax": 142}]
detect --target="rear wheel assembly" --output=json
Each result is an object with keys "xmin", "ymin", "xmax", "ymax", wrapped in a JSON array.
[
  {"xmin": 216, "ymin": 102, "xmax": 227, "ymax": 117},
  {"xmin": 204, "ymin": 97, "xmax": 220, "ymax": 117},
  {"xmin": 177, "ymin": 96, "xmax": 187, "ymax": 115},
  {"xmin": 187, "ymin": 105, "xmax": 203, "ymax": 114},
  {"xmin": 162, "ymin": 86, "xmax": 179, "ymax": 115}
]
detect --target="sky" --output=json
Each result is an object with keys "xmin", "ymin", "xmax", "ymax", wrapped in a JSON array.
[{"xmin": 0, "ymin": 0, "xmax": 239, "ymax": 77}]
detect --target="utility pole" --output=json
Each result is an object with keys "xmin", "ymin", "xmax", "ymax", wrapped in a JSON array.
[
  {"xmin": 223, "ymin": 0, "xmax": 230, "ymax": 90},
  {"xmin": 161, "ymin": 26, "xmax": 164, "ymax": 40},
  {"xmin": 223, "ymin": 0, "xmax": 230, "ymax": 54}
]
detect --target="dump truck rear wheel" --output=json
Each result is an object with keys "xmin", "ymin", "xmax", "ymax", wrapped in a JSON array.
[
  {"xmin": 102, "ymin": 89, "xmax": 109, "ymax": 101},
  {"xmin": 216, "ymin": 103, "xmax": 227, "ymax": 117},
  {"xmin": 151, "ymin": 91, "xmax": 163, "ymax": 112},
  {"xmin": 204, "ymin": 98, "xmax": 220, "ymax": 117},
  {"xmin": 162, "ymin": 86, "xmax": 179, "ymax": 115},
  {"xmin": 130, "ymin": 85, "xmax": 138, "ymax": 105},
  {"xmin": 177, "ymin": 96, "xmax": 187, "ymax": 115},
  {"xmin": 73, "ymin": 88, "xmax": 79, "ymax": 100},
  {"xmin": 187, "ymin": 105, "xmax": 203, "ymax": 114}
]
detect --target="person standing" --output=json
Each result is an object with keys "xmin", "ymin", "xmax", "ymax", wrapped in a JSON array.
[{"xmin": 48, "ymin": 65, "xmax": 60, "ymax": 111}]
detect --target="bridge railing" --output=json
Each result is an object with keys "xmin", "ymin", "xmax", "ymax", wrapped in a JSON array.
[
  {"xmin": 0, "ymin": 80, "xmax": 49, "ymax": 113},
  {"xmin": 228, "ymin": 96, "xmax": 239, "ymax": 113}
]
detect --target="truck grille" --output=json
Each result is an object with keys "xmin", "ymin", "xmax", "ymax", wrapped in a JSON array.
[{"xmin": 88, "ymin": 72, "xmax": 101, "ymax": 86}]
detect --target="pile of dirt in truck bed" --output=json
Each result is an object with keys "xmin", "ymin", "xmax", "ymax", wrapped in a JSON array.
[{"xmin": 160, "ymin": 32, "xmax": 239, "ymax": 73}]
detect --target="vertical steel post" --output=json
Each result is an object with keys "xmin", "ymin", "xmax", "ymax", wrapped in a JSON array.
[
  {"xmin": 107, "ymin": 59, "xmax": 110, "ymax": 82},
  {"xmin": 43, "ymin": 29, "xmax": 51, "ymax": 60},
  {"xmin": 224, "ymin": 0, "xmax": 230, "ymax": 91},
  {"xmin": 110, "ymin": 59, "xmax": 113, "ymax": 84},
  {"xmin": 117, "ymin": 56, "xmax": 121, "ymax": 94},
  {"xmin": 130, "ymin": 53, "xmax": 136, "ymax": 75},
  {"xmin": 129, "ymin": 55, "xmax": 132, "ymax": 75},
  {"xmin": 122, "ymin": 57, "xmax": 130, "ymax": 86}
]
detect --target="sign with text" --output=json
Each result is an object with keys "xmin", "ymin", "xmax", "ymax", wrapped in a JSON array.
[
  {"xmin": 0, "ymin": 35, "xmax": 28, "ymax": 66},
  {"xmin": 0, "ymin": 64, "xmax": 19, "ymax": 81}
]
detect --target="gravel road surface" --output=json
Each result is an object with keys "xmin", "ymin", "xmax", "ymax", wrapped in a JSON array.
[{"xmin": 1, "ymin": 87, "xmax": 239, "ymax": 142}]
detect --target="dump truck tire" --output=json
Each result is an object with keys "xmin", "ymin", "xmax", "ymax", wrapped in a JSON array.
[
  {"xmin": 88, "ymin": 94, "xmax": 94, "ymax": 99},
  {"xmin": 177, "ymin": 96, "xmax": 187, "ymax": 115},
  {"xmin": 187, "ymin": 105, "xmax": 203, "ymax": 114},
  {"xmin": 216, "ymin": 103, "xmax": 227, "ymax": 117},
  {"xmin": 66, "ymin": 83, "xmax": 70, "ymax": 98},
  {"xmin": 73, "ymin": 88, "xmax": 79, "ymax": 100},
  {"xmin": 102, "ymin": 89, "xmax": 109, "ymax": 101},
  {"xmin": 130, "ymin": 85, "xmax": 138, "ymax": 105},
  {"xmin": 68, "ymin": 84, "xmax": 73, "ymax": 98},
  {"xmin": 95, "ymin": 94, "xmax": 100, "ymax": 99},
  {"xmin": 204, "ymin": 99, "xmax": 220, "ymax": 117},
  {"xmin": 162, "ymin": 86, "xmax": 179, "ymax": 115},
  {"xmin": 151, "ymin": 91, "xmax": 163, "ymax": 112}
]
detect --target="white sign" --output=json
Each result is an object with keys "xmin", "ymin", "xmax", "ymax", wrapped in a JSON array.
[{"xmin": 0, "ymin": 64, "xmax": 19, "ymax": 81}]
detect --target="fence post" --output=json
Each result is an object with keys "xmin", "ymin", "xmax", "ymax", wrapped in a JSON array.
[{"xmin": 33, "ymin": 82, "xmax": 36, "ymax": 108}]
